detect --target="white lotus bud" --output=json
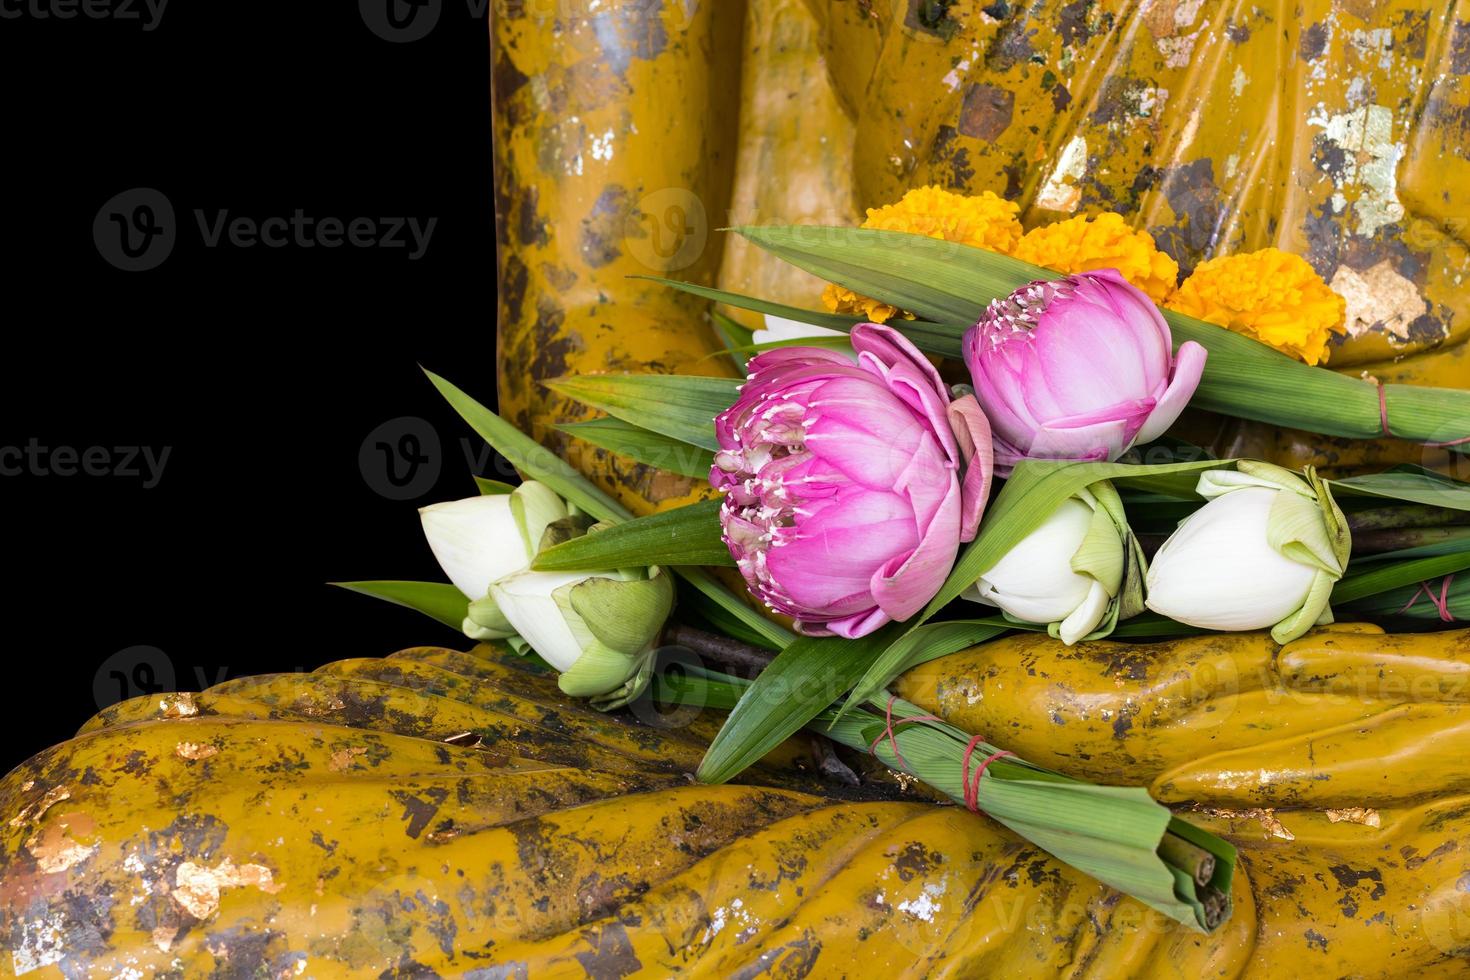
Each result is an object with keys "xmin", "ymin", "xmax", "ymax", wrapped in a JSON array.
[
  {"xmin": 965, "ymin": 483, "xmax": 1140, "ymax": 645},
  {"xmin": 1145, "ymin": 462, "xmax": 1350, "ymax": 643},
  {"xmin": 420, "ymin": 481, "xmax": 570, "ymax": 640},
  {"xmin": 488, "ymin": 564, "xmax": 674, "ymax": 708},
  {"xmin": 418, "ymin": 482, "xmax": 568, "ymax": 601}
]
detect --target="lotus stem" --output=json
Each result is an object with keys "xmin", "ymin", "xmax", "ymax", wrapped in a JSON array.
[
  {"xmin": 1201, "ymin": 886, "xmax": 1230, "ymax": 930},
  {"xmin": 1351, "ymin": 526, "xmax": 1470, "ymax": 556},
  {"xmin": 1345, "ymin": 505, "xmax": 1470, "ymax": 533},
  {"xmin": 662, "ymin": 624, "xmax": 776, "ymax": 674}
]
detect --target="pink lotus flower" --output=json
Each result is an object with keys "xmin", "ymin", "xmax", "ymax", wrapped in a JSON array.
[
  {"xmin": 963, "ymin": 269, "xmax": 1207, "ymax": 475},
  {"xmin": 712, "ymin": 324, "xmax": 992, "ymax": 639}
]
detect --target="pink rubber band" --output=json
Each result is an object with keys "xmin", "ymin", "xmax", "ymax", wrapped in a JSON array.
[
  {"xmin": 866, "ymin": 695, "xmax": 940, "ymax": 772},
  {"xmin": 961, "ymin": 734, "xmax": 1015, "ymax": 814},
  {"xmin": 1396, "ymin": 575, "xmax": 1456, "ymax": 623},
  {"xmin": 1378, "ymin": 384, "xmax": 1470, "ymax": 447}
]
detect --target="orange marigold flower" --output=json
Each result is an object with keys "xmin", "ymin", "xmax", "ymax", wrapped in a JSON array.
[
  {"xmin": 822, "ymin": 186, "xmax": 1023, "ymax": 322},
  {"xmin": 1011, "ymin": 212, "xmax": 1179, "ymax": 304},
  {"xmin": 1168, "ymin": 248, "xmax": 1347, "ymax": 366}
]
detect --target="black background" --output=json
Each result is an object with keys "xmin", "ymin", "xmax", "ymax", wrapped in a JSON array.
[{"xmin": 1, "ymin": 0, "xmax": 500, "ymax": 772}]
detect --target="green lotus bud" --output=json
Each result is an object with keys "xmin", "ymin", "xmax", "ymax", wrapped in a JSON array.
[
  {"xmin": 1145, "ymin": 462, "xmax": 1351, "ymax": 644},
  {"xmin": 487, "ymin": 564, "xmax": 674, "ymax": 709},
  {"xmin": 963, "ymin": 481, "xmax": 1145, "ymax": 644}
]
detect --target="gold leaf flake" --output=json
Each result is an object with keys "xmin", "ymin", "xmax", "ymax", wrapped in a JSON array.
[
  {"xmin": 9, "ymin": 785, "xmax": 70, "ymax": 830},
  {"xmin": 1330, "ymin": 261, "xmax": 1429, "ymax": 342},
  {"xmin": 175, "ymin": 741, "xmax": 219, "ymax": 761},
  {"xmin": 25, "ymin": 815, "xmax": 98, "ymax": 874},
  {"xmin": 1326, "ymin": 807, "xmax": 1381, "ymax": 828},
  {"xmin": 159, "ymin": 693, "xmax": 199, "ymax": 718},
  {"xmin": 1193, "ymin": 805, "xmax": 1296, "ymax": 840},
  {"xmin": 172, "ymin": 859, "xmax": 284, "ymax": 920},
  {"xmin": 328, "ymin": 747, "xmax": 369, "ymax": 772}
]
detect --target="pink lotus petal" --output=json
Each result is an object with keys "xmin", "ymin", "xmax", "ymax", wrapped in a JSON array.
[
  {"xmin": 966, "ymin": 336, "xmax": 1041, "ymax": 451},
  {"xmin": 868, "ymin": 482, "xmax": 961, "ymax": 624},
  {"xmin": 715, "ymin": 324, "xmax": 969, "ymax": 634},
  {"xmin": 887, "ymin": 429, "xmax": 954, "ymax": 535},
  {"xmin": 805, "ymin": 382, "xmax": 927, "ymax": 491},
  {"xmin": 764, "ymin": 490, "xmax": 911, "ymax": 614},
  {"xmin": 1135, "ymin": 339, "xmax": 1208, "ymax": 444},
  {"xmin": 946, "ymin": 394, "xmax": 993, "ymax": 542},
  {"xmin": 823, "ymin": 606, "xmax": 893, "ymax": 639},
  {"xmin": 1027, "ymin": 417, "xmax": 1131, "ymax": 462},
  {"xmin": 851, "ymin": 322, "xmax": 946, "ymax": 394}
]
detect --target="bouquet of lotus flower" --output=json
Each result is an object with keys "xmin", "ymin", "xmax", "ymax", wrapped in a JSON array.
[{"xmin": 342, "ymin": 191, "xmax": 1470, "ymax": 936}]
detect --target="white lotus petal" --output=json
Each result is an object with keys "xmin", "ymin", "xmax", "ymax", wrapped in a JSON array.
[
  {"xmin": 1145, "ymin": 487, "xmax": 1317, "ymax": 631},
  {"xmin": 1059, "ymin": 579, "xmax": 1111, "ymax": 645},
  {"xmin": 977, "ymin": 498, "xmax": 1096, "ymax": 623},
  {"xmin": 420, "ymin": 495, "xmax": 529, "ymax": 600},
  {"xmin": 488, "ymin": 569, "xmax": 598, "ymax": 671}
]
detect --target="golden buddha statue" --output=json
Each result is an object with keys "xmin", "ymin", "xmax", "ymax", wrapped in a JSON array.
[
  {"xmin": 491, "ymin": 0, "xmax": 1468, "ymax": 492},
  {"xmin": 0, "ymin": 3, "xmax": 1466, "ymax": 976}
]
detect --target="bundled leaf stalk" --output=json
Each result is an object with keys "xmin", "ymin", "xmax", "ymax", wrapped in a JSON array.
[
  {"xmin": 654, "ymin": 666, "xmax": 1236, "ymax": 933},
  {"xmin": 649, "ymin": 226, "xmax": 1470, "ymax": 453}
]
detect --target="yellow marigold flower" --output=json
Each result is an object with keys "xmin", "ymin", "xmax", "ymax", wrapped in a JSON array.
[
  {"xmin": 1011, "ymin": 212, "xmax": 1179, "ymax": 304},
  {"xmin": 861, "ymin": 185, "xmax": 1023, "ymax": 253},
  {"xmin": 821, "ymin": 186, "xmax": 1023, "ymax": 322},
  {"xmin": 1168, "ymin": 248, "xmax": 1347, "ymax": 366}
]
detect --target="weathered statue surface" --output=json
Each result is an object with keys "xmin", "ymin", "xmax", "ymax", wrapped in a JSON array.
[{"xmin": 4, "ymin": 629, "xmax": 1470, "ymax": 974}]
